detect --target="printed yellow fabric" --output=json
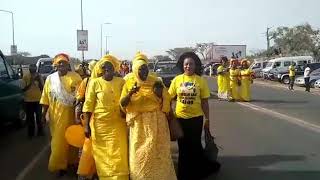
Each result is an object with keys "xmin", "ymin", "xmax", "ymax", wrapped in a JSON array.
[
  {"xmin": 120, "ymin": 57, "xmax": 176, "ymax": 180},
  {"xmin": 22, "ymin": 72, "xmax": 42, "ymax": 102},
  {"xmin": 217, "ymin": 65, "xmax": 230, "ymax": 99},
  {"xmin": 82, "ymin": 77, "xmax": 129, "ymax": 178},
  {"xmin": 168, "ymin": 74, "xmax": 210, "ymax": 119},
  {"xmin": 40, "ymin": 71, "xmax": 82, "ymax": 172},
  {"xmin": 289, "ymin": 65, "xmax": 295, "ymax": 77},
  {"xmin": 240, "ymin": 68, "xmax": 253, "ymax": 102},
  {"xmin": 127, "ymin": 110, "xmax": 176, "ymax": 180},
  {"xmin": 229, "ymin": 69, "xmax": 240, "ymax": 100},
  {"xmin": 77, "ymin": 138, "xmax": 96, "ymax": 176}
]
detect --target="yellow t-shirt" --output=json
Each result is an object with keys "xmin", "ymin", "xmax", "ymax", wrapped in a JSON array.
[
  {"xmin": 22, "ymin": 72, "xmax": 42, "ymax": 102},
  {"xmin": 168, "ymin": 74, "xmax": 210, "ymax": 119},
  {"xmin": 289, "ymin": 65, "xmax": 295, "ymax": 77}
]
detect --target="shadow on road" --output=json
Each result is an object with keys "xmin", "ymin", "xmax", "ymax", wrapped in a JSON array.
[
  {"xmin": 206, "ymin": 154, "xmax": 320, "ymax": 180},
  {"xmin": 251, "ymin": 99, "xmax": 308, "ymax": 104}
]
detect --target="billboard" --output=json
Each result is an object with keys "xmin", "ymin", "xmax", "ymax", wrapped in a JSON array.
[
  {"xmin": 208, "ymin": 45, "xmax": 246, "ymax": 62},
  {"xmin": 77, "ymin": 30, "xmax": 88, "ymax": 51}
]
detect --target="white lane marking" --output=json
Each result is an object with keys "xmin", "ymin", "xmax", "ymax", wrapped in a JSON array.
[
  {"xmin": 237, "ymin": 102, "xmax": 320, "ymax": 133},
  {"xmin": 15, "ymin": 143, "xmax": 50, "ymax": 180},
  {"xmin": 210, "ymin": 90, "xmax": 320, "ymax": 134}
]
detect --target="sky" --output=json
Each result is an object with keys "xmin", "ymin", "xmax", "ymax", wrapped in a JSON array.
[{"xmin": 1, "ymin": 0, "xmax": 320, "ymax": 60}]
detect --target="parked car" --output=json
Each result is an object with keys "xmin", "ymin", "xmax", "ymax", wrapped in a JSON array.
[
  {"xmin": 204, "ymin": 63, "xmax": 221, "ymax": 76},
  {"xmin": 0, "ymin": 50, "xmax": 26, "ymax": 127},
  {"xmin": 262, "ymin": 56, "xmax": 313, "ymax": 79},
  {"xmin": 154, "ymin": 60, "xmax": 180, "ymax": 87},
  {"xmin": 314, "ymin": 79, "xmax": 320, "ymax": 88},
  {"xmin": 250, "ymin": 59, "xmax": 269, "ymax": 78},
  {"xmin": 276, "ymin": 63, "xmax": 320, "ymax": 84},
  {"xmin": 36, "ymin": 58, "xmax": 53, "ymax": 79},
  {"xmin": 294, "ymin": 68, "xmax": 320, "ymax": 87}
]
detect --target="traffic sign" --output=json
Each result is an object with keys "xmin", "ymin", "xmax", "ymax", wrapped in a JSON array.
[{"xmin": 77, "ymin": 30, "xmax": 88, "ymax": 51}]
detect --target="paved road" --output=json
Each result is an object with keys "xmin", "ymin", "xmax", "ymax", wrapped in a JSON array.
[{"xmin": 1, "ymin": 77, "xmax": 320, "ymax": 180}]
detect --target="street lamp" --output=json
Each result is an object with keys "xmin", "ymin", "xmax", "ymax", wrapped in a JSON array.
[
  {"xmin": 105, "ymin": 35, "xmax": 111, "ymax": 54},
  {"xmin": 0, "ymin": 9, "xmax": 16, "ymax": 55},
  {"xmin": 100, "ymin": 22, "xmax": 111, "ymax": 57}
]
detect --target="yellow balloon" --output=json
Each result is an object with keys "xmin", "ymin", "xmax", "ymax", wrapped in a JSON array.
[{"xmin": 65, "ymin": 125, "xmax": 85, "ymax": 148}]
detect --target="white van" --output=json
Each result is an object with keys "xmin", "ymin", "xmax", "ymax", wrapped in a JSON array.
[
  {"xmin": 261, "ymin": 56, "xmax": 313, "ymax": 78},
  {"xmin": 250, "ymin": 59, "xmax": 269, "ymax": 78},
  {"xmin": 36, "ymin": 58, "xmax": 53, "ymax": 79}
]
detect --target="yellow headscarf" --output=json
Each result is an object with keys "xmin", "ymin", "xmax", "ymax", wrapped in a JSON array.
[
  {"xmin": 241, "ymin": 59, "xmax": 250, "ymax": 66},
  {"xmin": 88, "ymin": 60, "xmax": 97, "ymax": 71},
  {"xmin": 132, "ymin": 52, "xmax": 151, "ymax": 84},
  {"xmin": 91, "ymin": 54, "xmax": 120, "ymax": 79},
  {"xmin": 53, "ymin": 53, "xmax": 70, "ymax": 65}
]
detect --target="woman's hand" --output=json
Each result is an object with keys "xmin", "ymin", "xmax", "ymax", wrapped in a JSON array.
[
  {"xmin": 84, "ymin": 125, "xmax": 91, "ymax": 138},
  {"xmin": 204, "ymin": 119, "xmax": 210, "ymax": 131},
  {"xmin": 129, "ymin": 82, "xmax": 140, "ymax": 95},
  {"xmin": 153, "ymin": 81, "xmax": 164, "ymax": 98}
]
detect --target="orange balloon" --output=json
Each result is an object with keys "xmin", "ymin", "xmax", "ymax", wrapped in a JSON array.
[{"xmin": 65, "ymin": 125, "xmax": 85, "ymax": 148}]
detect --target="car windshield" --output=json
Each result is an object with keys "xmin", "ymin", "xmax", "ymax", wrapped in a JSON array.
[
  {"xmin": 155, "ymin": 63, "xmax": 179, "ymax": 74},
  {"xmin": 38, "ymin": 65, "xmax": 53, "ymax": 74},
  {"xmin": 266, "ymin": 62, "xmax": 273, "ymax": 67}
]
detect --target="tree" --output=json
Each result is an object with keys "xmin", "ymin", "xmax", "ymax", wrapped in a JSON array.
[
  {"xmin": 270, "ymin": 23, "xmax": 320, "ymax": 59},
  {"xmin": 195, "ymin": 42, "xmax": 215, "ymax": 61},
  {"xmin": 153, "ymin": 55, "xmax": 172, "ymax": 62},
  {"xmin": 166, "ymin": 47, "xmax": 195, "ymax": 60}
]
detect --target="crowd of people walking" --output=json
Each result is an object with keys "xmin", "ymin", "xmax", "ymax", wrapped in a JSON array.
[
  {"xmin": 22, "ymin": 51, "xmax": 222, "ymax": 180},
  {"xmin": 216, "ymin": 57, "xmax": 254, "ymax": 102}
]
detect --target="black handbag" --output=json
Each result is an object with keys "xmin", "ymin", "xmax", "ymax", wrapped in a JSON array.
[{"xmin": 204, "ymin": 128, "xmax": 219, "ymax": 162}]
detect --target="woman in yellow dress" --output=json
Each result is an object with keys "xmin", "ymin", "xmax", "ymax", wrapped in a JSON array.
[
  {"xmin": 40, "ymin": 53, "xmax": 82, "ymax": 176},
  {"xmin": 75, "ymin": 60, "xmax": 98, "ymax": 180},
  {"xmin": 169, "ymin": 52, "xmax": 220, "ymax": 180},
  {"xmin": 120, "ymin": 52, "xmax": 176, "ymax": 180},
  {"xmin": 217, "ymin": 56, "xmax": 230, "ymax": 100},
  {"xmin": 82, "ymin": 55, "xmax": 129, "ymax": 180},
  {"xmin": 240, "ymin": 59, "xmax": 254, "ymax": 102},
  {"xmin": 229, "ymin": 59, "xmax": 241, "ymax": 101}
]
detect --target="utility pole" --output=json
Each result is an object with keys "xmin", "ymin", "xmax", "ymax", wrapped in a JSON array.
[
  {"xmin": 265, "ymin": 27, "xmax": 274, "ymax": 57},
  {"xmin": 0, "ymin": 9, "xmax": 16, "ymax": 55},
  {"xmin": 105, "ymin": 35, "xmax": 111, "ymax": 54},
  {"xmin": 80, "ymin": 0, "xmax": 84, "ymax": 61}
]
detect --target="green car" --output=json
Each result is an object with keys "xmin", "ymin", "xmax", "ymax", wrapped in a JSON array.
[{"xmin": 0, "ymin": 50, "xmax": 26, "ymax": 127}]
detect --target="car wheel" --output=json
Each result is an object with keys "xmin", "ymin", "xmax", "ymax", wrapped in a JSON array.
[
  {"xmin": 14, "ymin": 108, "xmax": 27, "ymax": 128},
  {"xmin": 282, "ymin": 76, "xmax": 290, "ymax": 84},
  {"xmin": 310, "ymin": 80, "xmax": 316, "ymax": 88}
]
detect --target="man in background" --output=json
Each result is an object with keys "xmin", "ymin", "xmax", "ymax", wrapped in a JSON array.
[
  {"xmin": 304, "ymin": 64, "xmax": 311, "ymax": 92},
  {"xmin": 22, "ymin": 64, "xmax": 44, "ymax": 138},
  {"xmin": 288, "ymin": 62, "xmax": 296, "ymax": 91}
]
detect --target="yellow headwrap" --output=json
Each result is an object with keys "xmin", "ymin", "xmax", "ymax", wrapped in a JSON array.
[
  {"xmin": 53, "ymin": 53, "xmax": 70, "ymax": 65},
  {"xmin": 91, "ymin": 54, "xmax": 120, "ymax": 79},
  {"xmin": 133, "ymin": 51, "xmax": 149, "ymax": 64},
  {"xmin": 241, "ymin": 59, "xmax": 250, "ymax": 66},
  {"xmin": 132, "ymin": 52, "xmax": 150, "ymax": 83},
  {"xmin": 88, "ymin": 60, "xmax": 97, "ymax": 71}
]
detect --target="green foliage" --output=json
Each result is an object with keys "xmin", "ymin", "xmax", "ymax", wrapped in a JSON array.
[{"xmin": 270, "ymin": 23, "xmax": 320, "ymax": 59}]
